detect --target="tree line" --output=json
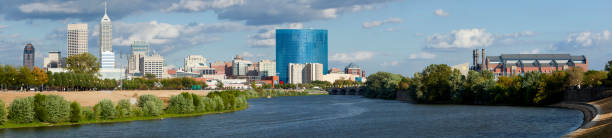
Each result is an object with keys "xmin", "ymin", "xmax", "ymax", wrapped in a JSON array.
[
  {"xmin": 365, "ymin": 60, "xmax": 612, "ymax": 105},
  {"xmin": 0, "ymin": 90, "xmax": 250, "ymax": 126}
]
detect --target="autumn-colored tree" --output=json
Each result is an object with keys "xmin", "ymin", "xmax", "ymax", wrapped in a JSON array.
[{"xmin": 31, "ymin": 67, "xmax": 48, "ymax": 88}]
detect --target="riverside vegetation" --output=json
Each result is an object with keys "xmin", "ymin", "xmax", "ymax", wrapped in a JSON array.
[
  {"xmin": 0, "ymin": 90, "xmax": 307, "ymax": 128},
  {"xmin": 365, "ymin": 60, "xmax": 612, "ymax": 105}
]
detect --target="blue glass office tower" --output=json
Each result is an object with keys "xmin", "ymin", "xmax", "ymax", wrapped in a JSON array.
[{"xmin": 276, "ymin": 29, "xmax": 328, "ymax": 83}]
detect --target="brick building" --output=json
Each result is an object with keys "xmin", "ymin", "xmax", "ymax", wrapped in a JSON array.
[{"xmin": 483, "ymin": 53, "xmax": 587, "ymax": 76}]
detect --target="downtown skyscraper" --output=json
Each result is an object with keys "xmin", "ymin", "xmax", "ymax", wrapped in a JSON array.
[
  {"xmin": 67, "ymin": 24, "xmax": 88, "ymax": 57},
  {"xmin": 99, "ymin": 1, "xmax": 113, "ymax": 66},
  {"xmin": 23, "ymin": 43, "xmax": 35, "ymax": 69}
]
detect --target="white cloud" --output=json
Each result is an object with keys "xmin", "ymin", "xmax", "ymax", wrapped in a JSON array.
[
  {"xmin": 434, "ymin": 9, "xmax": 448, "ymax": 16},
  {"xmin": 381, "ymin": 60, "xmax": 399, "ymax": 66},
  {"xmin": 164, "ymin": 0, "xmax": 245, "ymax": 12},
  {"xmin": 111, "ymin": 21, "xmax": 256, "ymax": 46},
  {"xmin": 362, "ymin": 17, "xmax": 403, "ymax": 29},
  {"xmin": 240, "ymin": 51, "xmax": 254, "ymax": 58},
  {"xmin": 248, "ymin": 23, "xmax": 303, "ymax": 47},
  {"xmin": 408, "ymin": 52, "xmax": 436, "ymax": 59},
  {"xmin": 565, "ymin": 30, "xmax": 610, "ymax": 47},
  {"xmin": 19, "ymin": 2, "xmax": 80, "ymax": 13},
  {"xmin": 520, "ymin": 49, "xmax": 541, "ymax": 54},
  {"xmin": 427, "ymin": 28, "xmax": 494, "ymax": 49},
  {"xmin": 501, "ymin": 31, "xmax": 535, "ymax": 38},
  {"xmin": 329, "ymin": 51, "xmax": 375, "ymax": 63}
]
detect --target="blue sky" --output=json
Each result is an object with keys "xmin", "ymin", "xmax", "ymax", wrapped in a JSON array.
[{"xmin": 0, "ymin": 0, "xmax": 611, "ymax": 76}]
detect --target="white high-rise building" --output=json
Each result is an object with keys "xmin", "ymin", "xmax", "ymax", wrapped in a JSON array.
[
  {"xmin": 258, "ymin": 60, "xmax": 276, "ymax": 77},
  {"xmin": 67, "ymin": 24, "xmax": 88, "ymax": 57},
  {"xmin": 288, "ymin": 63, "xmax": 323, "ymax": 84},
  {"xmin": 99, "ymin": 1, "xmax": 113, "ymax": 65},
  {"xmin": 140, "ymin": 53, "xmax": 164, "ymax": 79},
  {"xmin": 184, "ymin": 55, "xmax": 207, "ymax": 72}
]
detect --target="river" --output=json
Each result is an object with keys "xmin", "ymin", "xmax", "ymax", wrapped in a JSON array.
[{"xmin": 0, "ymin": 95, "xmax": 583, "ymax": 137}]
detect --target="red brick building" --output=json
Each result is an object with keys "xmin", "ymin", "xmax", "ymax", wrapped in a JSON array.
[{"xmin": 484, "ymin": 54, "xmax": 588, "ymax": 76}]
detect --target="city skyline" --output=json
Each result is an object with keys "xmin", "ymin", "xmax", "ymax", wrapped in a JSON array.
[{"xmin": 1, "ymin": 0, "xmax": 611, "ymax": 76}]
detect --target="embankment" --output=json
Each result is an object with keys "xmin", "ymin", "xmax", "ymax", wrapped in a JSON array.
[{"xmin": 561, "ymin": 96, "xmax": 612, "ymax": 137}]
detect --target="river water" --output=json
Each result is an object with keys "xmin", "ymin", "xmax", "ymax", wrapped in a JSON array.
[{"xmin": 0, "ymin": 95, "xmax": 582, "ymax": 138}]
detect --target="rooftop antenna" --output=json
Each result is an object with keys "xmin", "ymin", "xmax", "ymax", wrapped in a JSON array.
[{"xmin": 104, "ymin": 0, "xmax": 108, "ymax": 15}]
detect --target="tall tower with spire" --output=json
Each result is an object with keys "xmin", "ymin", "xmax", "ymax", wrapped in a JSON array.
[{"xmin": 99, "ymin": 0, "xmax": 113, "ymax": 66}]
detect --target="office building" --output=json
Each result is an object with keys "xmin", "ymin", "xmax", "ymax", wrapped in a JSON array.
[
  {"xmin": 344, "ymin": 63, "xmax": 361, "ymax": 76},
  {"xmin": 23, "ymin": 43, "xmax": 35, "ymax": 69},
  {"xmin": 210, "ymin": 61, "xmax": 228, "ymax": 75},
  {"xmin": 258, "ymin": 60, "xmax": 276, "ymax": 77},
  {"xmin": 481, "ymin": 51, "xmax": 588, "ymax": 76},
  {"xmin": 184, "ymin": 55, "xmax": 207, "ymax": 72},
  {"xmin": 276, "ymin": 29, "xmax": 328, "ymax": 83},
  {"xmin": 99, "ymin": 1, "xmax": 112, "ymax": 65},
  {"xmin": 128, "ymin": 41, "xmax": 149, "ymax": 74},
  {"xmin": 232, "ymin": 55, "xmax": 252, "ymax": 76},
  {"xmin": 67, "ymin": 24, "xmax": 88, "ymax": 57},
  {"xmin": 44, "ymin": 51, "xmax": 62, "ymax": 68},
  {"xmin": 100, "ymin": 51, "xmax": 115, "ymax": 68},
  {"xmin": 288, "ymin": 63, "xmax": 323, "ymax": 84},
  {"xmin": 140, "ymin": 53, "xmax": 164, "ymax": 79}
]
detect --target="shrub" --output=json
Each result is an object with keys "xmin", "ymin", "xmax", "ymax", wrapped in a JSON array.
[
  {"xmin": 82, "ymin": 107, "xmax": 95, "ymax": 121},
  {"xmin": 94, "ymin": 100, "xmax": 116, "ymax": 120},
  {"xmin": 202, "ymin": 97, "xmax": 216, "ymax": 112},
  {"xmin": 212, "ymin": 96, "xmax": 225, "ymax": 111},
  {"xmin": 116, "ymin": 99, "xmax": 131, "ymax": 118},
  {"xmin": 131, "ymin": 106, "xmax": 144, "ymax": 117},
  {"xmin": 167, "ymin": 92, "xmax": 194, "ymax": 114},
  {"xmin": 39, "ymin": 95, "xmax": 71, "ymax": 123},
  {"xmin": 192, "ymin": 94, "xmax": 205, "ymax": 112},
  {"xmin": 8, "ymin": 97, "xmax": 35, "ymax": 123},
  {"xmin": 142, "ymin": 101, "xmax": 161, "ymax": 116},
  {"xmin": 0, "ymin": 99, "xmax": 6, "ymax": 125},
  {"xmin": 137, "ymin": 94, "xmax": 163, "ymax": 109},
  {"xmin": 70, "ymin": 101, "xmax": 81, "ymax": 122},
  {"xmin": 33, "ymin": 94, "xmax": 47, "ymax": 122}
]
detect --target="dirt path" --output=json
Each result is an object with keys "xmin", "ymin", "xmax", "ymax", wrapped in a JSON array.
[{"xmin": 0, "ymin": 90, "xmax": 212, "ymax": 107}]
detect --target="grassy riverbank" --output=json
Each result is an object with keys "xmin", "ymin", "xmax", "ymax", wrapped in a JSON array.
[
  {"xmin": 0, "ymin": 90, "xmax": 310, "ymax": 129},
  {"xmin": 0, "ymin": 106, "xmax": 247, "ymax": 129}
]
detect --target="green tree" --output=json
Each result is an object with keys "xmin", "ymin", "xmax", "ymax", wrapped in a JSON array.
[
  {"xmin": 1, "ymin": 65, "xmax": 18, "ymax": 90},
  {"xmin": 584, "ymin": 70, "xmax": 608, "ymax": 88},
  {"xmin": 167, "ymin": 92, "xmax": 195, "ymax": 114},
  {"xmin": 144, "ymin": 73, "xmax": 157, "ymax": 80},
  {"xmin": 93, "ymin": 100, "xmax": 116, "ymax": 120},
  {"xmin": 8, "ymin": 97, "xmax": 35, "ymax": 123},
  {"xmin": 0, "ymin": 99, "xmax": 6, "ymax": 125},
  {"xmin": 413, "ymin": 64, "xmax": 464, "ymax": 103},
  {"xmin": 534, "ymin": 71, "xmax": 568, "ymax": 105},
  {"xmin": 137, "ymin": 95, "xmax": 163, "ymax": 116},
  {"xmin": 65, "ymin": 53, "xmax": 100, "ymax": 74},
  {"xmin": 70, "ymin": 101, "xmax": 81, "ymax": 122},
  {"xmin": 17, "ymin": 66, "xmax": 34, "ymax": 91},
  {"xmin": 566, "ymin": 67, "xmax": 584, "ymax": 88},
  {"xmin": 116, "ymin": 99, "xmax": 131, "ymax": 118},
  {"xmin": 39, "ymin": 95, "xmax": 71, "ymax": 123},
  {"xmin": 192, "ymin": 93, "xmax": 205, "ymax": 112},
  {"xmin": 364, "ymin": 72, "xmax": 404, "ymax": 99},
  {"xmin": 142, "ymin": 101, "xmax": 161, "ymax": 116}
]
